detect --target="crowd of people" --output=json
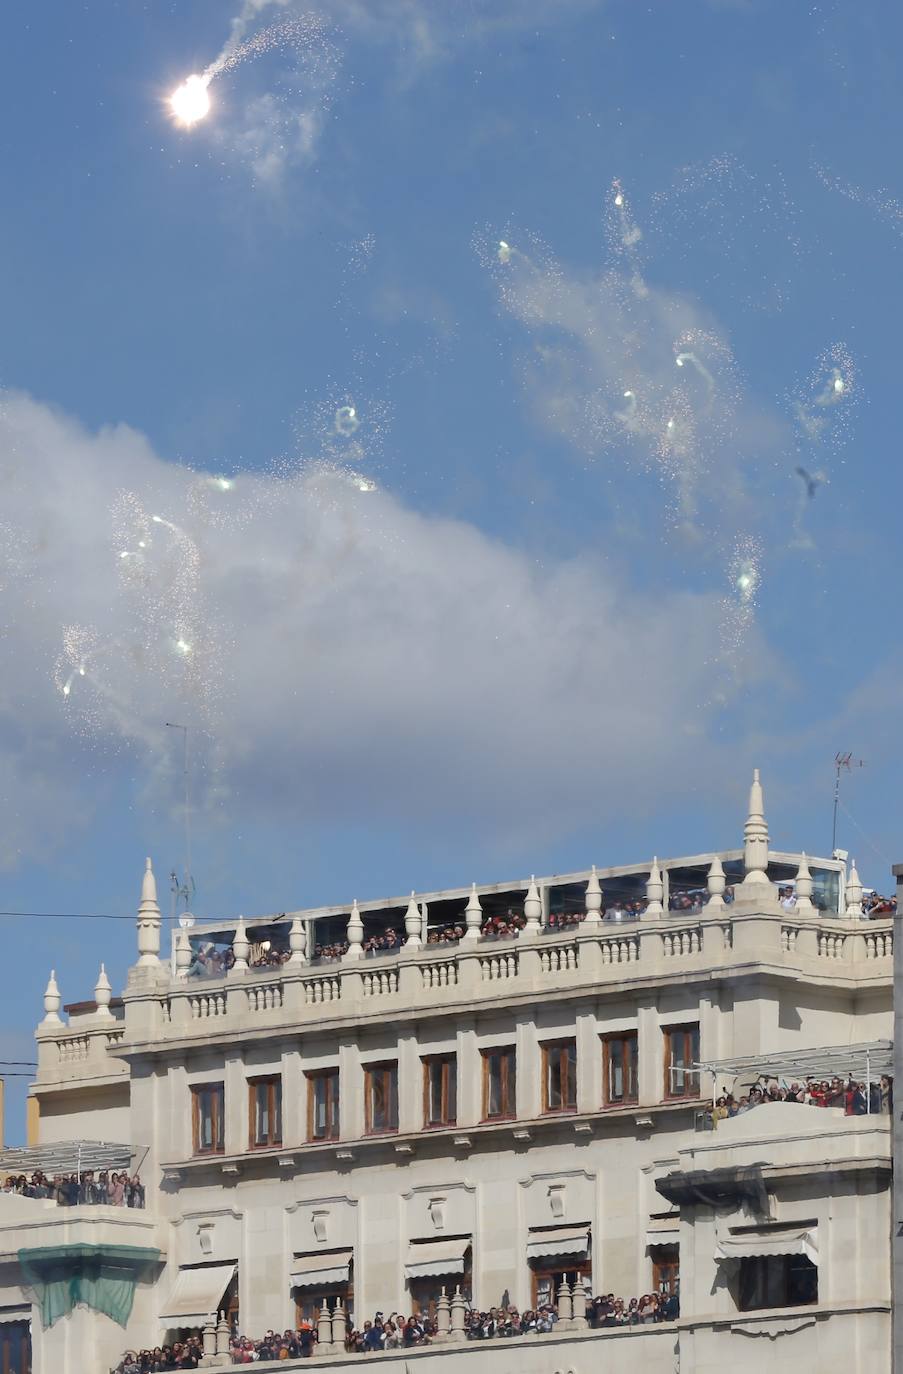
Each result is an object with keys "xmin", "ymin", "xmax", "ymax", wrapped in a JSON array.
[
  {"xmin": 863, "ymin": 891, "xmax": 896, "ymax": 916},
  {"xmin": 709, "ymin": 1073, "xmax": 893, "ymax": 1124},
  {"xmin": 668, "ymin": 887, "xmax": 735, "ymax": 913},
  {"xmin": 3, "ymin": 1170, "xmax": 144, "ymax": 1207},
  {"xmin": 111, "ymin": 1288, "xmax": 679, "ymax": 1369}
]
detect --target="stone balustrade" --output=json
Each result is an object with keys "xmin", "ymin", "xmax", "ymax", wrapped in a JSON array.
[{"xmin": 71, "ymin": 911, "xmax": 892, "ymax": 1060}]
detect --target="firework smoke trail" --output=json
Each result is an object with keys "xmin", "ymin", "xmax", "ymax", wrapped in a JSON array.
[{"xmin": 675, "ymin": 350, "xmax": 715, "ymax": 404}]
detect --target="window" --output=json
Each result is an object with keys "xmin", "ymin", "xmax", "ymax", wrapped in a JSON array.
[
  {"xmin": 409, "ymin": 1270, "xmax": 471, "ymax": 1319},
  {"xmin": 481, "ymin": 1046, "xmax": 516, "ymax": 1120},
  {"xmin": 295, "ymin": 1279, "xmax": 353, "ymax": 1327},
  {"xmin": 0, "ymin": 1322, "xmax": 30, "ymax": 1374},
  {"xmin": 738, "ymin": 1254, "xmax": 817, "ymax": 1311},
  {"xmin": 423, "ymin": 1055, "xmax": 457, "ymax": 1128},
  {"xmin": 542, "ymin": 1039, "xmax": 577, "ymax": 1113},
  {"xmin": 248, "ymin": 1076, "xmax": 282, "ymax": 1148},
  {"xmin": 650, "ymin": 1243, "xmax": 679, "ymax": 1296},
  {"xmin": 307, "ymin": 1068, "xmax": 340, "ymax": 1141},
  {"xmin": 364, "ymin": 1062, "xmax": 399, "ymax": 1134},
  {"xmin": 531, "ymin": 1262, "xmax": 590, "ymax": 1309},
  {"xmin": 603, "ymin": 1033, "xmax": 638, "ymax": 1105},
  {"xmin": 664, "ymin": 1025, "xmax": 700, "ymax": 1100},
  {"xmin": 192, "ymin": 1083, "xmax": 225, "ymax": 1155}
]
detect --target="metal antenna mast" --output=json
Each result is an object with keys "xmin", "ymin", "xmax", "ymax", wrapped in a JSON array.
[
  {"xmin": 832, "ymin": 751, "xmax": 865, "ymax": 854},
  {"xmin": 166, "ymin": 722, "xmax": 196, "ymax": 925}
]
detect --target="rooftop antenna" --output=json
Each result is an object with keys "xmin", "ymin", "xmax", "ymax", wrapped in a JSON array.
[
  {"xmin": 832, "ymin": 751, "xmax": 865, "ymax": 855},
  {"xmin": 166, "ymin": 722, "xmax": 196, "ymax": 928}
]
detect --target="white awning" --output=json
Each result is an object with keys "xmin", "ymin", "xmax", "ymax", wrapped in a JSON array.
[
  {"xmin": 290, "ymin": 1250, "xmax": 353, "ymax": 1288},
  {"xmin": 526, "ymin": 1225, "xmax": 590, "ymax": 1263},
  {"xmin": 715, "ymin": 1228, "xmax": 818, "ymax": 1266},
  {"xmin": 405, "ymin": 1238, "xmax": 471, "ymax": 1279},
  {"xmin": 159, "ymin": 1263, "xmax": 236, "ymax": 1325}
]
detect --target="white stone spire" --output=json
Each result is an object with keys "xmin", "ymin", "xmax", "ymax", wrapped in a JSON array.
[
  {"xmin": 645, "ymin": 857, "xmax": 664, "ymax": 916},
  {"xmin": 231, "ymin": 917, "xmax": 249, "ymax": 972},
  {"xmin": 175, "ymin": 929, "xmax": 192, "ymax": 979},
  {"xmin": 846, "ymin": 859, "xmax": 864, "ymax": 918},
  {"xmin": 742, "ymin": 768, "xmax": 770, "ymax": 885},
  {"xmin": 706, "ymin": 856, "xmax": 726, "ymax": 909},
  {"xmin": 94, "ymin": 964, "xmax": 113, "ymax": 1017},
  {"xmin": 136, "ymin": 856, "xmax": 162, "ymax": 965},
  {"xmin": 404, "ymin": 892, "xmax": 422, "ymax": 949},
  {"xmin": 523, "ymin": 877, "xmax": 542, "ymax": 935},
  {"xmin": 794, "ymin": 853, "xmax": 815, "ymax": 915},
  {"xmin": 584, "ymin": 866, "xmax": 603, "ymax": 926},
  {"xmin": 42, "ymin": 970, "xmax": 62, "ymax": 1026},
  {"xmin": 463, "ymin": 884, "xmax": 482, "ymax": 941},
  {"xmin": 344, "ymin": 900, "xmax": 364, "ymax": 961},
  {"xmin": 288, "ymin": 913, "xmax": 307, "ymax": 964}
]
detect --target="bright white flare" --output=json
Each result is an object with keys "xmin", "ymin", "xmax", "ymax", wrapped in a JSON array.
[{"xmin": 169, "ymin": 74, "xmax": 211, "ymax": 127}]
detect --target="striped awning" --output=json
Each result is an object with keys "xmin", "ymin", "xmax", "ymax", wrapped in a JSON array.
[
  {"xmin": 715, "ymin": 1227, "xmax": 818, "ymax": 1266},
  {"xmin": 405, "ymin": 1238, "xmax": 470, "ymax": 1279},
  {"xmin": 526, "ymin": 1225, "xmax": 590, "ymax": 1262},
  {"xmin": 159, "ymin": 1263, "xmax": 236, "ymax": 1325},
  {"xmin": 290, "ymin": 1250, "xmax": 353, "ymax": 1288}
]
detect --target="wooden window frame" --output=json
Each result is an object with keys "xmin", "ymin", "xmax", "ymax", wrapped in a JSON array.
[
  {"xmin": 295, "ymin": 1278, "xmax": 353, "ymax": 1327},
  {"xmin": 541, "ymin": 1038, "xmax": 578, "ymax": 1114},
  {"xmin": 650, "ymin": 1243, "xmax": 679, "ymax": 1297},
  {"xmin": 422, "ymin": 1054, "xmax": 457, "ymax": 1128},
  {"xmin": 409, "ymin": 1258, "xmax": 472, "ymax": 1318},
  {"xmin": 602, "ymin": 1033, "xmax": 638, "ymax": 1107},
  {"xmin": 191, "ymin": 1082, "xmax": 225, "ymax": 1156},
  {"xmin": 364, "ymin": 1061, "xmax": 399, "ymax": 1135},
  {"xmin": 530, "ymin": 1259, "xmax": 590, "ymax": 1309},
  {"xmin": 0, "ymin": 1321, "xmax": 31, "ymax": 1374},
  {"xmin": 306, "ymin": 1068, "xmax": 340, "ymax": 1142},
  {"xmin": 481, "ymin": 1046, "xmax": 516, "ymax": 1121},
  {"xmin": 663, "ymin": 1024, "xmax": 701, "ymax": 1101},
  {"xmin": 248, "ymin": 1075, "xmax": 282, "ymax": 1149}
]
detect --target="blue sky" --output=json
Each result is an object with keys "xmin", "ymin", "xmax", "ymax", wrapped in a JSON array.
[{"xmin": 0, "ymin": 0, "xmax": 900, "ymax": 1138}]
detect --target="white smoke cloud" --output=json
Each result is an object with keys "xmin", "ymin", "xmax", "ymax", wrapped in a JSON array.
[{"xmin": 0, "ymin": 389, "xmax": 755, "ymax": 871}]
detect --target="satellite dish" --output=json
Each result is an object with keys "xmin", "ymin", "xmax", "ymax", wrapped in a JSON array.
[{"xmin": 179, "ymin": 911, "xmax": 196, "ymax": 930}]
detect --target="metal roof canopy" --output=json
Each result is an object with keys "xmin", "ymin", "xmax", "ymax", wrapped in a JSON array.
[
  {"xmin": 0, "ymin": 1140, "xmax": 136, "ymax": 1176},
  {"xmin": 698, "ymin": 1039, "xmax": 893, "ymax": 1086}
]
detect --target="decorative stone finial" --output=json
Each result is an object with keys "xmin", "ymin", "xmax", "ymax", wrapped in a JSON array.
[
  {"xmin": 463, "ymin": 883, "xmax": 482, "ymax": 941},
  {"xmin": 404, "ymin": 891, "xmax": 422, "ymax": 949},
  {"xmin": 42, "ymin": 970, "xmax": 62, "ymax": 1026},
  {"xmin": 231, "ymin": 917, "xmax": 249, "ymax": 973},
  {"xmin": 523, "ymin": 876, "xmax": 542, "ymax": 935},
  {"xmin": 742, "ymin": 768, "xmax": 770, "ymax": 885},
  {"xmin": 646, "ymin": 857, "xmax": 664, "ymax": 915},
  {"xmin": 288, "ymin": 913, "xmax": 307, "ymax": 964},
  {"xmin": 795, "ymin": 853, "xmax": 815, "ymax": 915},
  {"xmin": 94, "ymin": 964, "xmax": 113, "ymax": 1017},
  {"xmin": 846, "ymin": 859, "xmax": 864, "ymax": 918},
  {"xmin": 584, "ymin": 865, "xmax": 603, "ymax": 926},
  {"xmin": 136, "ymin": 856, "xmax": 162, "ymax": 966},
  {"xmin": 175, "ymin": 929, "xmax": 192, "ymax": 979},
  {"xmin": 706, "ymin": 856, "xmax": 726, "ymax": 909},
  {"xmin": 344, "ymin": 900, "xmax": 364, "ymax": 961}
]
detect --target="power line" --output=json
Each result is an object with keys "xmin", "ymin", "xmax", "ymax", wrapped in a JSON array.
[{"xmin": 0, "ymin": 911, "xmax": 136, "ymax": 921}]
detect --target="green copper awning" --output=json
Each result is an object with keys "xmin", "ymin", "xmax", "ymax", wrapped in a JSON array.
[{"xmin": 18, "ymin": 1243, "xmax": 160, "ymax": 1329}]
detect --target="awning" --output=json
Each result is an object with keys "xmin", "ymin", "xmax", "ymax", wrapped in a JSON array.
[
  {"xmin": 290, "ymin": 1250, "xmax": 353, "ymax": 1288},
  {"xmin": 405, "ymin": 1238, "xmax": 470, "ymax": 1279},
  {"xmin": 159, "ymin": 1263, "xmax": 236, "ymax": 1325},
  {"xmin": 526, "ymin": 1225, "xmax": 590, "ymax": 1263},
  {"xmin": 715, "ymin": 1228, "xmax": 818, "ymax": 1266}
]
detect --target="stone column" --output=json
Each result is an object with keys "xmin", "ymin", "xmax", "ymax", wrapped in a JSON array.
[
  {"xmin": 136, "ymin": 857, "xmax": 162, "ymax": 966},
  {"xmin": 93, "ymin": 965, "xmax": 114, "ymax": 1018},
  {"xmin": 331, "ymin": 1297, "xmax": 347, "ymax": 1349},
  {"xmin": 556, "ymin": 1278, "xmax": 572, "ymax": 1323},
  {"xmin": 215, "ymin": 1314, "xmax": 230, "ymax": 1356},
  {"xmin": 175, "ymin": 930, "xmax": 192, "ymax": 979},
  {"xmin": 41, "ymin": 971, "xmax": 63, "ymax": 1027},
  {"xmin": 202, "ymin": 1319, "xmax": 216, "ymax": 1357},
  {"xmin": 435, "ymin": 1288, "xmax": 451, "ymax": 1342},
  {"xmin": 288, "ymin": 913, "xmax": 307, "ymax": 964},
  {"xmin": 795, "ymin": 853, "xmax": 815, "ymax": 915},
  {"xmin": 318, "ymin": 1301, "xmax": 333, "ymax": 1351},
  {"xmin": 846, "ymin": 860, "xmax": 864, "ymax": 918},
  {"xmin": 571, "ymin": 1276, "xmax": 588, "ymax": 1329},
  {"xmin": 449, "ymin": 1286, "xmax": 466, "ymax": 1342}
]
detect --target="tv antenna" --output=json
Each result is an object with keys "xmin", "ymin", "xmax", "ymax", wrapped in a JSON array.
[
  {"xmin": 166, "ymin": 722, "xmax": 196, "ymax": 927},
  {"xmin": 832, "ymin": 751, "xmax": 865, "ymax": 855}
]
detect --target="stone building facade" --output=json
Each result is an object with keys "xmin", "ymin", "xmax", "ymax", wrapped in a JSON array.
[{"xmin": 0, "ymin": 772, "xmax": 895, "ymax": 1373}]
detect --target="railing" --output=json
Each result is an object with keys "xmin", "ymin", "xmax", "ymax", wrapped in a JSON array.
[{"xmin": 35, "ymin": 914, "xmax": 895, "ymax": 1065}]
